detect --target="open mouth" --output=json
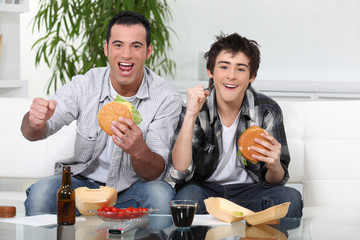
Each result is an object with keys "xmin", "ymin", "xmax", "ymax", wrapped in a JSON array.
[
  {"xmin": 118, "ymin": 62, "xmax": 134, "ymax": 73},
  {"xmin": 223, "ymin": 84, "xmax": 237, "ymax": 89}
]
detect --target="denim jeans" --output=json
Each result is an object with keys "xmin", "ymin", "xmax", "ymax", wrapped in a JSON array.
[
  {"xmin": 174, "ymin": 181, "xmax": 303, "ymax": 218},
  {"xmin": 25, "ymin": 175, "xmax": 175, "ymax": 216}
]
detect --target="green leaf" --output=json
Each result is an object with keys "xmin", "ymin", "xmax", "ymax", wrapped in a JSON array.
[
  {"xmin": 242, "ymin": 159, "xmax": 247, "ymax": 166},
  {"xmin": 232, "ymin": 211, "xmax": 244, "ymax": 217},
  {"xmin": 114, "ymin": 95, "xmax": 143, "ymax": 125}
]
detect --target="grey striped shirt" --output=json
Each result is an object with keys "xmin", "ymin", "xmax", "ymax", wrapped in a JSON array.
[{"xmin": 45, "ymin": 66, "xmax": 183, "ymax": 192}]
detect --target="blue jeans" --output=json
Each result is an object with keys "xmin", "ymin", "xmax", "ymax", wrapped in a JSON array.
[
  {"xmin": 25, "ymin": 175, "xmax": 175, "ymax": 216},
  {"xmin": 174, "ymin": 181, "xmax": 303, "ymax": 218}
]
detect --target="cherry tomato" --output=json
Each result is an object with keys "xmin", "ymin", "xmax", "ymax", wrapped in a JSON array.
[{"xmin": 103, "ymin": 207, "xmax": 112, "ymax": 212}]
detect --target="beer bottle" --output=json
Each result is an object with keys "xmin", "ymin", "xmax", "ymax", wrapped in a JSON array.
[{"xmin": 57, "ymin": 166, "xmax": 75, "ymax": 225}]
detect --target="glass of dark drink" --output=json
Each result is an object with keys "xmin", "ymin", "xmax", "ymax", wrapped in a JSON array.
[{"xmin": 170, "ymin": 200, "xmax": 197, "ymax": 229}]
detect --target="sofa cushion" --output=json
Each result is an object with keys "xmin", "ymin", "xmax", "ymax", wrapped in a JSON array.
[
  {"xmin": 302, "ymin": 100, "xmax": 360, "ymax": 209},
  {"xmin": 278, "ymin": 101, "xmax": 305, "ymax": 183},
  {"xmin": 0, "ymin": 98, "xmax": 75, "ymax": 179},
  {"xmin": 0, "ymin": 191, "xmax": 26, "ymax": 212}
]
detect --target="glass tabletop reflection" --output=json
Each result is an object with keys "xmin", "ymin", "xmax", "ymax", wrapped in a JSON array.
[{"xmin": 0, "ymin": 213, "xmax": 307, "ymax": 240}]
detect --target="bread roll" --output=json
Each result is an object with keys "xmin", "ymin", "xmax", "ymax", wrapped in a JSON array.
[
  {"xmin": 0, "ymin": 206, "xmax": 16, "ymax": 218},
  {"xmin": 238, "ymin": 125, "xmax": 270, "ymax": 164},
  {"xmin": 98, "ymin": 102, "xmax": 133, "ymax": 136}
]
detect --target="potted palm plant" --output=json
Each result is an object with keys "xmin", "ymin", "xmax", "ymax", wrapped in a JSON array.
[{"xmin": 32, "ymin": 0, "xmax": 176, "ymax": 94}]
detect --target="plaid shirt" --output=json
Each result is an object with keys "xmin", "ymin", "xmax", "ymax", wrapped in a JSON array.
[{"xmin": 169, "ymin": 86, "xmax": 290, "ymax": 188}]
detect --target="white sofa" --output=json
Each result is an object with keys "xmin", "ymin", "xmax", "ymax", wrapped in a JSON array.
[
  {"xmin": 0, "ymin": 98, "xmax": 76, "ymax": 211},
  {"xmin": 1, "ymin": 98, "xmax": 360, "ymax": 237}
]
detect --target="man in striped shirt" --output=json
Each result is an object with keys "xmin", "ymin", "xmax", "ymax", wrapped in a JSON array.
[{"xmin": 21, "ymin": 11, "xmax": 182, "ymax": 216}]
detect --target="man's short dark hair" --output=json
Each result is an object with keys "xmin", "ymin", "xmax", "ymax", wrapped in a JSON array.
[
  {"xmin": 204, "ymin": 33, "xmax": 261, "ymax": 90},
  {"xmin": 106, "ymin": 11, "xmax": 151, "ymax": 47}
]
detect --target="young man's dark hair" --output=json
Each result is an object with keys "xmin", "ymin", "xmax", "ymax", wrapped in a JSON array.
[
  {"xmin": 106, "ymin": 11, "xmax": 151, "ymax": 47},
  {"xmin": 205, "ymin": 33, "xmax": 261, "ymax": 90}
]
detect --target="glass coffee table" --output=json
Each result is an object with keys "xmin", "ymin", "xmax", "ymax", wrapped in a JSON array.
[{"xmin": 0, "ymin": 213, "xmax": 309, "ymax": 240}]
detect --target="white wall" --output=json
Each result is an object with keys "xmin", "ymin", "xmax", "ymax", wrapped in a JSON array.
[
  {"xmin": 0, "ymin": 12, "xmax": 20, "ymax": 80},
  {"xmin": 20, "ymin": 0, "xmax": 360, "ymax": 98},
  {"xmin": 166, "ymin": 0, "xmax": 360, "ymax": 83},
  {"xmin": 20, "ymin": 1, "xmax": 52, "ymax": 98}
]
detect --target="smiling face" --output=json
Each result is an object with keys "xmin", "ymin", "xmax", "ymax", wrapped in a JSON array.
[
  {"xmin": 207, "ymin": 50, "xmax": 255, "ymax": 109},
  {"xmin": 104, "ymin": 24, "xmax": 153, "ymax": 97}
]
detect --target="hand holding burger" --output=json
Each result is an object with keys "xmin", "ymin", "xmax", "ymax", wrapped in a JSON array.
[
  {"xmin": 238, "ymin": 125, "xmax": 285, "ymax": 183},
  {"xmin": 237, "ymin": 125, "xmax": 271, "ymax": 164},
  {"xmin": 98, "ymin": 95, "xmax": 143, "ymax": 136}
]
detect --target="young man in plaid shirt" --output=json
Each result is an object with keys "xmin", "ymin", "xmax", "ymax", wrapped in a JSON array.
[{"xmin": 169, "ymin": 33, "xmax": 303, "ymax": 218}]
